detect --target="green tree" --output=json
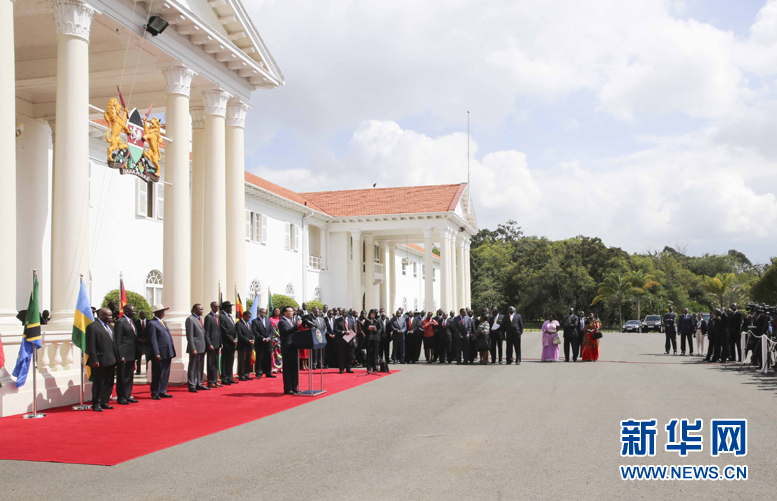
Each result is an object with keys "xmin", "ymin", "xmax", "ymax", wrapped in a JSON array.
[
  {"xmin": 751, "ymin": 259, "xmax": 777, "ymax": 304},
  {"xmin": 271, "ymin": 294, "xmax": 299, "ymax": 312},
  {"xmin": 102, "ymin": 289, "xmax": 152, "ymax": 317},
  {"xmin": 628, "ymin": 269, "xmax": 660, "ymax": 320},
  {"xmin": 702, "ymin": 273, "xmax": 739, "ymax": 309},
  {"xmin": 592, "ymin": 273, "xmax": 631, "ymax": 325}
]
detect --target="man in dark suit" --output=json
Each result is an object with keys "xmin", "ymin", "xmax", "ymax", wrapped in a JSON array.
[
  {"xmin": 379, "ymin": 309, "xmax": 391, "ymax": 365},
  {"xmin": 727, "ymin": 303, "xmax": 743, "ymax": 362},
  {"xmin": 453, "ymin": 308, "xmax": 472, "ymax": 364},
  {"xmin": 203, "ymin": 301, "xmax": 222, "ymax": 387},
  {"xmin": 185, "ymin": 303, "xmax": 208, "ymax": 392},
  {"xmin": 504, "ymin": 306, "xmax": 524, "ymax": 365},
  {"xmin": 435, "ymin": 311, "xmax": 451, "ymax": 364},
  {"xmin": 134, "ymin": 310, "xmax": 149, "ymax": 375},
  {"xmin": 114, "ymin": 304, "xmax": 139, "ymax": 404},
  {"xmin": 663, "ymin": 306, "xmax": 678, "ymax": 355},
  {"xmin": 389, "ymin": 310, "xmax": 407, "ymax": 364},
  {"xmin": 335, "ymin": 309, "xmax": 356, "ymax": 373},
  {"xmin": 306, "ymin": 306, "xmax": 326, "ymax": 369},
  {"xmin": 147, "ymin": 304, "xmax": 175, "ymax": 400},
  {"xmin": 677, "ymin": 308, "xmax": 696, "ymax": 356},
  {"xmin": 278, "ymin": 306, "xmax": 302, "ymax": 394},
  {"xmin": 86, "ymin": 308, "xmax": 119, "ymax": 412},
  {"xmin": 219, "ymin": 301, "xmax": 238, "ymax": 385},
  {"xmin": 236, "ymin": 310, "xmax": 255, "ymax": 380},
  {"xmin": 488, "ymin": 307, "xmax": 504, "ymax": 364},
  {"xmin": 561, "ymin": 308, "xmax": 580, "ymax": 362},
  {"xmin": 251, "ymin": 308, "xmax": 275, "ymax": 378},
  {"xmin": 323, "ymin": 309, "xmax": 337, "ymax": 369}
]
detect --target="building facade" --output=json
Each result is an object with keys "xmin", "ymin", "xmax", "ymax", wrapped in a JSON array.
[{"xmin": 0, "ymin": 0, "xmax": 476, "ymax": 417}]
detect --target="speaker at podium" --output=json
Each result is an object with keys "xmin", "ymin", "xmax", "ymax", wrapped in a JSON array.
[{"xmin": 292, "ymin": 327, "xmax": 327, "ymax": 396}]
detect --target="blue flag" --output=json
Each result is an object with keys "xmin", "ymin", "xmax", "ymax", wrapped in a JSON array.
[{"xmin": 248, "ymin": 293, "xmax": 259, "ymax": 325}]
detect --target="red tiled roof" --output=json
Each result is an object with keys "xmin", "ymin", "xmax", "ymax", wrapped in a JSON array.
[
  {"xmin": 244, "ymin": 172, "xmax": 326, "ymax": 212},
  {"xmin": 299, "ymin": 184, "xmax": 466, "ymax": 217},
  {"xmin": 407, "ymin": 243, "xmax": 440, "ymax": 259}
]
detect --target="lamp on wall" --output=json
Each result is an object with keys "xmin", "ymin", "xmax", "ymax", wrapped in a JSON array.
[{"xmin": 145, "ymin": 15, "xmax": 169, "ymax": 36}]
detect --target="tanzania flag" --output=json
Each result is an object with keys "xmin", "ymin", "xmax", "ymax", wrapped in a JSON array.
[
  {"xmin": 118, "ymin": 277, "xmax": 127, "ymax": 319},
  {"xmin": 12, "ymin": 273, "xmax": 42, "ymax": 388},
  {"xmin": 72, "ymin": 279, "xmax": 94, "ymax": 378}
]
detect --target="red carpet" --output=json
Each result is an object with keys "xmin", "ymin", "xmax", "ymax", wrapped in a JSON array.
[{"xmin": 0, "ymin": 369, "xmax": 396, "ymax": 466}]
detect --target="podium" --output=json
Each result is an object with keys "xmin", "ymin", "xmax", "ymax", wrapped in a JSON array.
[{"xmin": 292, "ymin": 327, "xmax": 327, "ymax": 396}]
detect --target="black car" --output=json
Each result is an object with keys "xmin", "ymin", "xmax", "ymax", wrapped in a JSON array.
[
  {"xmin": 622, "ymin": 320, "xmax": 641, "ymax": 333},
  {"xmin": 641, "ymin": 315, "xmax": 663, "ymax": 333}
]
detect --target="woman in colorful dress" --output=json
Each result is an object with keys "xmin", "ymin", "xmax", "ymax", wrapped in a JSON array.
[
  {"xmin": 269, "ymin": 307, "xmax": 282, "ymax": 373},
  {"xmin": 581, "ymin": 313, "xmax": 601, "ymax": 361},
  {"xmin": 475, "ymin": 313, "xmax": 491, "ymax": 364},
  {"xmin": 541, "ymin": 313, "xmax": 560, "ymax": 362}
]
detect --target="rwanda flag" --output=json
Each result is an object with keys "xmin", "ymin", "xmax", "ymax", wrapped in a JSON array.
[
  {"xmin": 12, "ymin": 273, "xmax": 41, "ymax": 387},
  {"xmin": 71, "ymin": 279, "xmax": 94, "ymax": 377}
]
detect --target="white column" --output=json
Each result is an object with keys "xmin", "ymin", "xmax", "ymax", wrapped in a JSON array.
[
  {"xmin": 450, "ymin": 235, "xmax": 458, "ymax": 310},
  {"xmin": 388, "ymin": 242, "xmax": 397, "ymax": 313},
  {"xmin": 162, "ymin": 66, "xmax": 194, "ymax": 316},
  {"xmin": 379, "ymin": 242, "xmax": 388, "ymax": 312},
  {"xmin": 190, "ymin": 106, "xmax": 205, "ymax": 304},
  {"xmin": 50, "ymin": 0, "xmax": 94, "ymax": 322},
  {"xmin": 349, "ymin": 230, "xmax": 361, "ymax": 310},
  {"xmin": 201, "ymin": 89, "xmax": 230, "ymax": 303},
  {"xmin": 457, "ymin": 235, "xmax": 466, "ymax": 311},
  {"xmin": 364, "ymin": 234, "xmax": 375, "ymax": 309},
  {"xmin": 464, "ymin": 237, "xmax": 472, "ymax": 307},
  {"xmin": 0, "ymin": 0, "xmax": 16, "ymax": 321},
  {"xmin": 423, "ymin": 228, "xmax": 434, "ymax": 312},
  {"xmin": 225, "ymin": 98, "xmax": 250, "ymax": 302},
  {"xmin": 439, "ymin": 229, "xmax": 449, "ymax": 313}
]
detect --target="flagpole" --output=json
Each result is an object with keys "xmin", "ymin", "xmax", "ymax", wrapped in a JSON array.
[
  {"xmin": 73, "ymin": 274, "xmax": 90, "ymax": 411},
  {"xmin": 23, "ymin": 270, "xmax": 45, "ymax": 419}
]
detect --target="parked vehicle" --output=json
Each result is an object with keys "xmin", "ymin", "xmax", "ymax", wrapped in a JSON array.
[
  {"xmin": 641, "ymin": 315, "xmax": 663, "ymax": 333},
  {"xmin": 622, "ymin": 320, "xmax": 641, "ymax": 333}
]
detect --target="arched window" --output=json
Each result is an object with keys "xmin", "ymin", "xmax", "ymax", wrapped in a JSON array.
[
  {"xmin": 248, "ymin": 279, "xmax": 263, "ymax": 305},
  {"xmin": 402, "ymin": 297, "xmax": 407, "ymax": 311},
  {"xmin": 413, "ymin": 298, "xmax": 418, "ymax": 311},
  {"xmin": 285, "ymin": 282, "xmax": 295, "ymax": 299},
  {"xmin": 145, "ymin": 270, "xmax": 163, "ymax": 306},
  {"xmin": 314, "ymin": 286, "xmax": 322, "ymax": 302}
]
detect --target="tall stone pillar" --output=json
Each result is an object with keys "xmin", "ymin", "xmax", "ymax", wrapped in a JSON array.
[
  {"xmin": 349, "ymin": 230, "xmax": 361, "ymax": 310},
  {"xmin": 450, "ymin": 235, "xmax": 458, "ymax": 310},
  {"xmin": 388, "ymin": 243, "xmax": 397, "ymax": 313},
  {"xmin": 201, "ymin": 89, "xmax": 230, "ymax": 304},
  {"xmin": 225, "ymin": 98, "xmax": 250, "ymax": 302},
  {"xmin": 364, "ymin": 235, "xmax": 375, "ymax": 309},
  {"xmin": 0, "ymin": 0, "xmax": 17, "ymax": 322},
  {"xmin": 464, "ymin": 237, "xmax": 472, "ymax": 307},
  {"xmin": 439, "ymin": 229, "xmax": 450, "ymax": 313},
  {"xmin": 423, "ymin": 228, "xmax": 434, "ymax": 312},
  {"xmin": 457, "ymin": 235, "xmax": 466, "ymax": 312},
  {"xmin": 50, "ymin": 0, "xmax": 94, "ymax": 322},
  {"xmin": 161, "ymin": 66, "xmax": 194, "ymax": 317},
  {"xmin": 378, "ymin": 242, "xmax": 388, "ymax": 312},
  {"xmin": 189, "ymin": 106, "xmax": 205, "ymax": 305}
]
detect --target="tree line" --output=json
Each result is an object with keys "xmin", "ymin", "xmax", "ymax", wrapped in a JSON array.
[{"xmin": 469, "ymin": 221, "xmax": 777, "ymax": 327}]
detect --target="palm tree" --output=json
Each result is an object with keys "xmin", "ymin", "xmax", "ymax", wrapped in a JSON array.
[
  {"xmin": 592, "ymin": 273, "xmax": 631, "ymax": 326},
  {"xmin": 703, "ymin": 273, "xmax": 740, "ymax": 309},
  {"xmin": 628, "ymin": 270, "xmax": 660, "ymax": 320}
]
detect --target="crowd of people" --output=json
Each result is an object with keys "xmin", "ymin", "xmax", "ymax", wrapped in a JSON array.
[{"xmin": 660, "ymin": 303, "xmax": 774, "ymax": 367}]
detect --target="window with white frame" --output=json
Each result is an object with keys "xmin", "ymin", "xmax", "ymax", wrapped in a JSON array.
[
  {"xmin": 402, "ymin": 297, "xmax": 407, "ymax": 311},
  {"xmin": 422, "ymin": 265, "xmax": 425, "ymax": 279},
  {"xmin": 285, "ymin": 282, "xmax": 296, "ymax": 298},
  {"xmin": 314, "ymin": 286, "xmax": 322, "ymax": 302},
  {"xmin": 414, "ymin": 298, "xmax": 418, "ymax": 310},
  {"xmin": 245, "ymin": 211, "xmax": 267, "ymax": 244},
  {"xmin": 284, "ymin": 223, "xmax": 300, "ymax": 251},
  {"xmin": 413, "ymin": 262, "xmax": 417, "ymax": 278},
  {"xmin": 374, "ymin": 244, "xmax": 380, "ymax": 263},
  {"xmin": 136, "ymin": 179, "xmax": 164, "ymax": 220},
  {"xmin": 433, "ymin": 268, "xmax": 436, "ymax": 282},
  {"xmin": 145, "ymin": 270, "xmax": 163, "ymax": 306},
  {"xmin": 402, "ymin": 262, "xmax": 407, "ymax": 275},
  {"xmin": 248, "ymin": 279, "xmax": 263, "ymax": 304}
]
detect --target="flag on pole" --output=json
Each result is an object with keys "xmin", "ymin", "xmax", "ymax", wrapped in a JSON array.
[
  {"xmin": 218, "ymin": 282, "xmax": 223, "ymax": 309},
  {"xmin": 235, "ymin": 288, "xmax": 244, "ymax": 320},
  {"xmin": 12, "ymin": 273, "xmax": 41, "ymax": 388},
  {"xmin": 118, "ymin": 276, "xmax": 127, "ymax": 319},
  {"xmin": 248, "ymin": 289, "xmax": 259, "ymax": 326},
  {"xmin": 72, "ymin": 278, "xmax": 94, "ymax": 378},
  {"xmin": 267, "ymin": 288, "xmax": 273, "ymax": 315}
]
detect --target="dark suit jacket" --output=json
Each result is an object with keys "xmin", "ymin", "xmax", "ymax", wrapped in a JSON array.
[
  {"xmin": 203, "ymin": 311, "xmax": 222, "ymax": 349},
  {"xmin": 324, "ymin": 315, "xmax": 337, "ymax": 340},
  {"xmin": 677, "ymin": 313, "xmax": 696, "ymax": 335},
  {"xmin": 728, "ymin": 310, "xmax": 743, "ymax": 335},
  {"xmin": 185, "ymin": 314, "xmax": 206, "ymax": 353},
  {"xmin": 147, "ymin": 317, "xmax": 176, "ymax": 360},
  {"xmin": 278, "ymin": 316, "xmax": 300, "ymax": 347},
  {"xmin": 113, "ymin": 316, "xmax": 137, "ymax": 362},
  {"xmin": 86, "ymin": 321, "xmax": 118, "ymax": 367},
  {"xmin": 452, "ymin": 315, "xmax": 471, "ymax": 338},
  {"xmin": 251, "ymin": 316, "xmax": 273, "ymax": 351},
  {"xmin": 389, "ymin": 316, "xmax": 407, "ymax": 339},
  {"xmin": 489, "ymin": 314, "xmax": 505, "ymax": 340},
  {"xmin": 219, "ymin": 312, "xmax": 237, "ymax": 347},
  {"xmin": 504, "ymin": 312, "xmax": 524, "ymax": 337},
  {"xmin": 236, "ymin": 319, "xmax": 254, "ymax": 352},
  {"xmin": 335, "ymin": 316, "xmax": 355, "ymax": 338}
]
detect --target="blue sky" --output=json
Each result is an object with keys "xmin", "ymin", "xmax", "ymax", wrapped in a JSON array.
[{"xmin": 241, "ymin": 0, "xmax": 777, "ymax": 263}]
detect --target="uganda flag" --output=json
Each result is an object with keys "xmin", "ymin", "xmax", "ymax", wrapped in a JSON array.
[
  {"xmin": 118, "ymin": 277, "xmax": 127, "ymax": 319},
  {"xmin": 72, "ymin": 278, "xmax": 94, "ymax": 377},
  {"xmin": 12, "ymin": 273, "xmax": 41, "ymax": 387}
]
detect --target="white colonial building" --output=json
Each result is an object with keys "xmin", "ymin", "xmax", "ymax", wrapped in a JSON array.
[{"xmin": 0, "ymin": 0, "xmax": 476, "ymax": 417}]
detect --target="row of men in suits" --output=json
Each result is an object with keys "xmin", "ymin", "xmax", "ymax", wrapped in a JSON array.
[{"xmin": 84, "ymin": 302, "xmax": 176, "ymax": 412}]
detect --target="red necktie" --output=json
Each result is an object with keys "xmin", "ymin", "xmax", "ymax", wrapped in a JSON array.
[
  {"xmin": 215, "ymin": 313, "xmax": 219, "ymax": 326},
  {"xmin": 198, "ymin": 316, "xmax": 203, "ymax": 327}
]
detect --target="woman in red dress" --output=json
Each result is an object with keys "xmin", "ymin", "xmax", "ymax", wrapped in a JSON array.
[{"xmin": 581, "ymin": 313, "xmax": 601, "ymax": 361}]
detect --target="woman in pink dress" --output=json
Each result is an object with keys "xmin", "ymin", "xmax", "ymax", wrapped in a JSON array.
[{"xmin": 541, "ymin": 313, "xmax": 560, "ymax": 362}]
